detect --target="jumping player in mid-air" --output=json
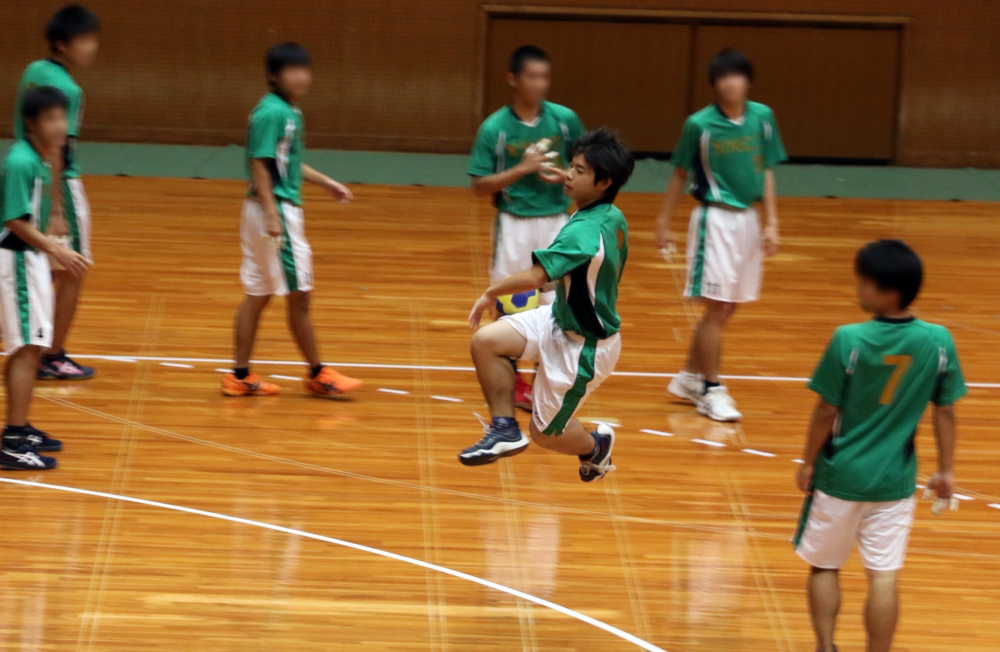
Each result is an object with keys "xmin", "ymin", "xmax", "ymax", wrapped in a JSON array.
[
  {"xmin": 14, "ymin": 5, "xmax": 101, "ymax": 381},
  {"xmin": 794, "ymin": 239, "xmax": 965, "ymax": 652},
  {"xmin": 655, "ymin": 48, "xmax": 786, "ymax": 422},
  {"xmin": 221, "ymin": 42, "xmax": 361, "ymax": 398},
  {"xmin": 467, "ymin": 45, "xmax": 585, "ymax": 411},
  {"xmin": 460, "ymin": 128, "xmax": 633, "ymax": 482},
  {"xmin": 1, "ymin": 87, "xmax": 91, "ymax": 470}
]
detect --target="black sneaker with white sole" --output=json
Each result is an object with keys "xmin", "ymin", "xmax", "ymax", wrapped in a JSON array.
[
  {"xmin": 458, "ymin": 415, "xmax": 530, "ymax": 466},
  {"xmin": 1, "ymin": 443, "xmax": 57, "ymax": 470},
  {"xmin": 21, "ymin": 424, "xmax": 62, "ymax": 452},
  {"xmin": 579, "ymin": 423, "xmax": 616, "ymax": 482}
]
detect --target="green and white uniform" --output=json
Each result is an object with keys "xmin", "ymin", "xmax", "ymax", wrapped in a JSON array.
[
  {"xmin": 468, "ymin": 102, "xmax": 584, "ymax": 293},
  {"xmin": 672, "ymin": 102, "xmax": 785, "ymax": 302},
  {"xmin": 794, "ymin": 317, "xmax": 966, "ymax": 571},
  {"xmin": 0, "ymin": 140, "xmax": 54, "ymax": 353},
  {"xmin": 501, "ymin": 199, "xmax": 627, "ymax": 435},
  {"xmin": 241, "ymin": 92, "xmax": 312, "ymax": 296},
  {"xmin": 14, "ymin": 59, "xmax": 92, "ymax": 259}
]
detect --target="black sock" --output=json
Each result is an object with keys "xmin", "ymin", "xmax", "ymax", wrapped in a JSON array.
[
  {"xmin": 43, "ymin": 350, "xmax": 61, "ymax": 360},
  {"xmin": 233, "ymin": 367, "xmax": 249, "ymax": 380},
  {"xmin": 2, "ymin": 425, "xmax": 25, "ymax": 447},
  {"xmin": 310, "ymin": 365, "xmax": 324, "ymax": 379},
  {"xmin": 580, "ymin": 434, "xmax": 600, "ymax": 461},
  {"xmin": 703, "ymin": 380, "xmax": 721, "ymax": 395}
]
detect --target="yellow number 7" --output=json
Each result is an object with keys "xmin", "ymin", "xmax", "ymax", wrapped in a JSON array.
[{"xmin": 880, "ymin": 355, "xmax": 912, "ymax": 405}]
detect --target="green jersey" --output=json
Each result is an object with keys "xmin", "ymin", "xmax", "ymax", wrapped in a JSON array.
[
  {"xmin": 0, "ymin": 140, "xmax": 51, "ymax": 251},
  {"xmin": 808, "ymin": 317, "xmax": 966, "ymax": 502},
  {"xmin": 532, "ymin": 199, "xmax": 627, "ymax": 340},
  {"xmin": 14, "ymin": 59, "xmax": 85, "ymax": 178},
  {"xmin": 671, "ymin": 101, "xmax": 786, "ymax": 209},
  {"xmin": 245, "ymin": 92, "xmax": 305, "ymax": 206},
  {"xmin": 468, "ymin": 102, "xmax": 584, "ymax": 217}
]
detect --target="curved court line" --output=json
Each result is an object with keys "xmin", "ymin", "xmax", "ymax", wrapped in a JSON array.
[{"xmin": 0, "ymin": 477, "xmax": 667, "ymax": 652}]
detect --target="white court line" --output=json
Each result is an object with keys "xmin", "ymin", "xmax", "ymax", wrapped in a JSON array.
[
  {"xmin": 270, "ymin": 375, "xmax": 300, "ymax": 381},
  {"xmin": 160, "ymin": 363, "xmax": 194, "ymax": 369},
  {"xmin": 792, "ymin": 459, "xmax": 805, "ymax": 464},
  {"xmin": 954, "ymin": 493, "xmax": 973, "ymax": 501},
  {"xmin": 590, "ymin": 420, "xmax": 621, "ymax": 427},
  {"xmin": 44, "ymin": 353, "xmax": 1000, "ymax": 388},
  {"xmin": 692, "ymin": 439, "xmax": 725, "ymax": 448},
  {"xmin": 378, "ymin": 388, "xmax": 410, "ymax": 395},
  {"xmin": 639, "ymin": 429, "xmax": 674, "ymax": 438},
  {"xmin": 430, "ymin": 396, "xmax": 463, "ymax": 403},
  {"xmin": 742, "ymin": 449, "xmax": 776, "ymax": 458},
  {"xmin": 214, "ymin": 368, "xmax": 231, "ymax": 374},
  {"xmin": 989, "ymin": 504, "xmax": 1000, "ymax": 510},
  {"xmin": 0, "ymin": 478, "xmax": 666, "ymax": 652}
]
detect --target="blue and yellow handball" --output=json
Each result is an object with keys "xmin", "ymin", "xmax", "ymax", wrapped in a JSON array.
[{"xmin": 495, "ymin": 290, "xmax": 540, "ymax": 316}]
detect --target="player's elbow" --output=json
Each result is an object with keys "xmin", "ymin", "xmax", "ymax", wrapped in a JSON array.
[{"xmin": 470, "ymin": 178, "xmax": 491, "ymax": 198}]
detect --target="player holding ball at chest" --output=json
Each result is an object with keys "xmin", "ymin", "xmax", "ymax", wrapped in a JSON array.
[
  {"xmin": 460, "ymin": 128, "xmax": 633, "ymax": 482},
  {"xmin": 467, "ymin": 45, "xmax": 585, "ymax": 412}
]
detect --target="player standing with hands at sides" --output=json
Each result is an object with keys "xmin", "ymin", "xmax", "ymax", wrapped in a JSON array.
[
  {"xmin": 14, "ymin": 5, "xmax": 100, "ymax": 381},
  {"xmin": 1, "ymin": 87, "xmax": 91, "ymax": 470},
  {"xmin": 655, "ymin": 49, "xmax": 786, "ymax": 422},
  {"xmin": 467, "ymin": 45, "xmax": 585, "ymax": 411},
  {"xmin": 221, "ymin": 43, "xmax": 361, "ymax": 398},
  {"xmin": 460, "ymin": 129, "xmax": 632, "ymax": 482},
  {"xmin": 794, "ymin": 240, "xmax": 965, "ymax": 652}
]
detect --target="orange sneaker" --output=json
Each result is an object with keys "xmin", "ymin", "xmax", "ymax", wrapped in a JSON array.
[
  {"xmin": 304, "ymin": 367, "xmax": 362, "ymax": 397},
  {"xmin": 221, "ymin": 372, "xmax": 279, "ymax": 397}
]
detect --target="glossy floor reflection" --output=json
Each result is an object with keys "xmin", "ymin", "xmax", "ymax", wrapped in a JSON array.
[{"xmin": 0, "ymin": 178, "xmax": 997, "ymax": 651}]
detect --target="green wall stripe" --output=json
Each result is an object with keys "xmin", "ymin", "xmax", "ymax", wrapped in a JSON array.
[{"xmin": 543, "ymin": 339, "xmax": 597, "ymax": 436}]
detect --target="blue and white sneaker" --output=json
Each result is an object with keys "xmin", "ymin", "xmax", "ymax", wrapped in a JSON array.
[
  {"xmin": 579, "ymin": 423, "xmax": 616, "ymax": 483},
  {"xmin": 22, "ymin": 424, "xmax": 62, "ymax": 452},
  {"xmin": 458, "ymin": 414, "xmax": 530, "ymax": 466},
  {"xmin": 1, "ymin": 443, "xmax": 57, "ymax": 470}
]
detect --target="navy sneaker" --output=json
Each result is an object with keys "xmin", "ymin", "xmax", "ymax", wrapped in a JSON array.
[
  {"xmin": 458, "ymin": 414, "xmax": 529, "ymax": 466},
  {"xmin": 22, "ymin": 424, "xmax": 62, "ymax": 452},
  {"xmin": 0, "ymin": 443, "xmax": 57, "ymax": 470},
  {"xmin": 37, "ymin": 350, "xmax": 94, "ymax": 380},
  {"xmin": 579, "ymin": 423, "xmax": 616, "ymax": 483}
]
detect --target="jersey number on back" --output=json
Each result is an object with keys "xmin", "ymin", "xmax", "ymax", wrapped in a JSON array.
[{"xmin": 879, "ymin": 355, "xmax": 912, "ymax": 405}]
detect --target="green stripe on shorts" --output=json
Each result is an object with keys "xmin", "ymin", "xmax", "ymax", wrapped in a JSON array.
[
  {"xmin": 689, "ymin": 205, "xmax": 709, "ymax": 298},
  {"xmin": 543, "ymin": 338, "xmax": 597, "ymax": 436},
  {"xmin": 792, "ymin": 492, "xmax": 815, "ymax": 548},
  {"xmin": 277, "ymin": 203, "xmax": 299, "ymax": 293},
  {"xmin": 62, "ymin": 179, "xmax": 82, "ymax": 254},
  {"xmin": 14, "ymin": 251, "xmax": 31, "ymax": 345}
]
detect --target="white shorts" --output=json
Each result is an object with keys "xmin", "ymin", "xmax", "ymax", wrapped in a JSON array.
[
  {"xmin": 240, "ymin": 199, "xmax": 313, "ymax": 296},
  {"xmin": 0, "ymin": 249, "xmax": 54, "ymax": 354},
  {"xmin": 492, "ymin": 212, "xmax": 568, "ymax": 304},
  {"xmin": 794, "ymin": 489, "xmax": 916, "ymax": 572},
  {"xmin": 502, "ymin": 305, "xmax": 621, "ymax": 435},
  {"xmin": 63, "ymin": 178, "xmax": 92, "ymax": 260},
  {"xmin": 684, "ymin": 204, "xmax": 763, "ymax": 303}
]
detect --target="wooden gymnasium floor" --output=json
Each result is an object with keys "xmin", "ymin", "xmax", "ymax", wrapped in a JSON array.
[{"xmin": 1, "ymin": 177, "xmax": 998, "ymax": 652}]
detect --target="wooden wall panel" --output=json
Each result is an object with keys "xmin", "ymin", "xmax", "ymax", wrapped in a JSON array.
[
  {"xmin": 1, "ymin": 1, "xmax": 999, "ymax": 166},
  {"xmin": 691, "ymin": 25, "xmax": 901, "ymax": 160},
  {"xmin": 486, "ymin": 19, "xmax": 692, "ymax": 152}
]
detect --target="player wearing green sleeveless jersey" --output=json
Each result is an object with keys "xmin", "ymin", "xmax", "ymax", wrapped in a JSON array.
[
  {"xmin": 223, "ymin": 43, "xmax": 361, "ymax": 401},
  {"xmin": 468, "ymin": 46, "xmax": 585, "ymax": 410},
  {"xmin": 657, "ymin": 49, "xmax": 787, "ymax": 423},
  {"xmin": 13, "ymin": 6, "xmax": 101, "ymax": 381},
  {"xmin": 461, "ymin": 129, "xmax": 633, "ymax": 483},
  {"xmin": 1, "ymin": 88, "xmax": 91, "ymax": 471},
  {"xmin": 794, "ymin": 240, "xmax": 965, "ymax": 652}
]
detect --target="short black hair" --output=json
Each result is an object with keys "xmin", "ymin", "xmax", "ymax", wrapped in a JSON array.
[
  {"xmin": 509, "ymin": 45, "xmax": 550, "ymax": 75},
  {"xmin": 266, "ymin": 42, "xmax": 312, "ymax": 82},
  {"xmin": 21, "ymin": 86, "xmax": 70, "ymax": 131},
  {"xmin": 709, "ymin": 48, "xmax": 753, "ymax": 85},
  {"xmin": 572, "ymin": 128, "xmax": 635, "ymax": 203},
  {"xmin": 46, "ymin": 5, "xmax": 100, "ymax": 54},
  {"xmin": 855, "ymin": 239, "xmax": 924, "ymax": 309}
]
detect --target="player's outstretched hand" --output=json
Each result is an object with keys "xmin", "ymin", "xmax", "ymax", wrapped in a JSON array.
[
  {"xmin": 796, "ymin": 463, "xmax": 814, "ymax": 493},
  {"xmin": 762, "ymin": 224, "xmax": 780, "ymax": 257},
  {"xmin": 468, "ymin": 293, "xmax": 493, "ymax": 330},
  {"xmin": 50, "ymin": 244, "xmax": 91, "ymax": 279},
  {"xmin": 538, "ymin": 164, "xmax": 567, "ymax": 184},
  {"xmin": 517, "ymin": 148, "xmax": 547, "ymax": 175},
  {"xmin": 324, "ymin": 180, "xmax": 353, "ymax": 203}
]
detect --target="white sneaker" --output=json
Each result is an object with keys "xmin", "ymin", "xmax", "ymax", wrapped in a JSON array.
[
  {"xmin": 697, "ymin": 385, "xmax": 743, "ymax": 422},
  {"xmin": 667, "ymin": 370, "xmax": 704, "ymax": 403}
]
